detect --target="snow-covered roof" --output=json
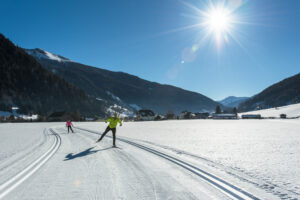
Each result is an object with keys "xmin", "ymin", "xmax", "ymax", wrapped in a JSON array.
[{"xmin": 213, "ymin": 113, "xmax": 237, "ymax": 117}]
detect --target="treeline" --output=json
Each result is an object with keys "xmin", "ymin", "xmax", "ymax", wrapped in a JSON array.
[{"xmin": 215, "ymin": 105, "xmax": 237, "ymax": 114}]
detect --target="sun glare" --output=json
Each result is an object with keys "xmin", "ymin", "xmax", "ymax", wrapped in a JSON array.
[
  {"xmin": 199, "ymin": 4, "xmax": 237, "ymax": 47},
  {"xmin": 206, "ymin": 8, "xmax": 231, "ymax": 33},
  {"xmin": 170, "ymin": 0, "xmax": 247, "ymax": 54}
]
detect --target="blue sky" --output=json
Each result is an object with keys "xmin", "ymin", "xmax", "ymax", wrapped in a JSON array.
[{"xmin": 1, "ymin": 0, "xmax": 299, "ymax": 100}]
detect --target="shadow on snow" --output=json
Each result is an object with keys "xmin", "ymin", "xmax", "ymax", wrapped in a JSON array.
[{"xmin": 64, "ymin": 146, "xmax": 111, "ymax": 161}]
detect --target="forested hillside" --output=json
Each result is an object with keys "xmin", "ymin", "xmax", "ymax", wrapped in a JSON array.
[{"xmin": 0, "ymin": 34, "xmax": 105, "ymax": 117}]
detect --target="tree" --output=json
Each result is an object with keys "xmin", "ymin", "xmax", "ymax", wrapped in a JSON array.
[
  {"xmin": 74, "ymin": 110, "xmax": 80, "ymax": 121},
  {"xmin": 215, "ymin": 105, "xmax": 221, "ymax": 114},
  {"xmin": 166, "ymin": 110, "xmax": 175, "ymax": 119},
  {"xmin": 233, "ymin": 107, "xmax": 237, "ymax": 115}
]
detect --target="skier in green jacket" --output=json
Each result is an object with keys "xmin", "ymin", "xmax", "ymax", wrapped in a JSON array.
[{"xmin": 96, "ymin": 113, "xmax": 122, "ymax": 147}]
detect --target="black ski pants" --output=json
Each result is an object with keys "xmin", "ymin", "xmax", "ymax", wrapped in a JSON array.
[
  {"xmin": 67, "ymin": 126, "xmax": 74, "ymax": 133},
  {"xmin": 97, "ymin": 126, "xmax": 116, "ymax": 146}
]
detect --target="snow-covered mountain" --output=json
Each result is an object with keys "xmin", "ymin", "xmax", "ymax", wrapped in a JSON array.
[
  {"xmin": 25, "ymin": 48, "xmax": 70, "ymax": 62},
  {"xmin": 25, "ymin": 48, "xmax": 221, "ymax": 115},
  {"xmin": 218, "ymin": 96, "xmax": 249, "ymax": 108}
]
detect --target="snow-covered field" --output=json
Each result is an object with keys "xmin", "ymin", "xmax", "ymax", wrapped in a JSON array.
[
  {"xmin": 0, "ymin": 120, "xmax": 299, "ymax": 200},
  {"xmin": 240, "ymin": 103, "xmax": 300, "ymax": 118}
]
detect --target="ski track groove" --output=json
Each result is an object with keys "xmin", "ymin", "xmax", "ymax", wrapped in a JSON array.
[
  {"xmin": 75, "ymin": 126, "xmax": 261, "ymax": 200},
  {"xmin": 0, "ymin": 128, "xmax": 61, "ymax": 200},
  {"xmin": 75, "ymin": 128, "xmax": 201, "ymax": 200},
  {"xmin": 75, "ymin": 130, "xmax": 160, "ymax": 200},
  {"xmin": 0, "ymin": 128, "xmax": 49, "ymax": 173},
  {"xmin": 71, "ymin": 131, "xmax": 121, "ymax": 200},
  {"xmin": 71, "ymin": 131, "xmax": 112, "ymax": 200},
  {"xmin": 128, "ymin": 138, "xmax": 300, "ymax": 199}
]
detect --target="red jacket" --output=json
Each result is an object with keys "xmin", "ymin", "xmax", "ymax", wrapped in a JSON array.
[{"xmin": 66, "ymin": 121, "xmax": 72, "ymax": 126}]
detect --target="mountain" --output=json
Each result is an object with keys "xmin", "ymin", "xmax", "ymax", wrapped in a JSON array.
[
  {"xmin": 25, "ymin": 48, "xmax": 220, "ymax": 114},
  {"xmin": 218, "ymin": 96, "xmax": 249, "ymax": 108},
  {"xmin": 239, "ymin": 73, "xmax": 300, "ymax": 111},
  {"xmin": 0, "ymin": 34, "xmax": 106, "ymax": 117}
]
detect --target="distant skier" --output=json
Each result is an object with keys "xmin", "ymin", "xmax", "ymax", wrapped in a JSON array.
[
  {"xmin": 96, "ymin": 113, "xmax": 122, "ymax": 147},
  {"xmin": 66, "ymin": 120, "xmax": 74, "ymax": 133}
]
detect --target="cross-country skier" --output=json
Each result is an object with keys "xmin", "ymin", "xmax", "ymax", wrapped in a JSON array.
[
  {"xmin": 96, "ymin": 113, "xmax": 122, "ymax": 147},
  {"xmin": 66, "ymin": 120, "xmax": 74, "ymax": 133}
]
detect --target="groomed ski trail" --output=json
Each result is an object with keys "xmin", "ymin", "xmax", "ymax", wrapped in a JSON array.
[
  {"xmin": 75, "ymin": 126, "xmax": 260, "ymax": 200},
  {"xmin": 0, "ymin": 129, "xmax": 61, "ymax": 199},
  {"xmin": 7, "ymin": 126, "xmax": 234, "ymax": 200}
]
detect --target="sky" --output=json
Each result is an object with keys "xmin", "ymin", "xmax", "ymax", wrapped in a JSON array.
[{"xmin": 0, "ymin": 0, "xmax": 300, "ymax": 100}]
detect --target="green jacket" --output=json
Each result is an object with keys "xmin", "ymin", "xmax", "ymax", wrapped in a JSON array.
[{"xmin": 106, "ymin": 117, "xmax": 122, "ymax": 128}]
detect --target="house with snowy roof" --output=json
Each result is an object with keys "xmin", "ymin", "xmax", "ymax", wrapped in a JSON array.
[
  {"xmin": 179, "ymin": 111, "xmax": 194, "ymax": 119},
  {"xmin": 212, "ymin": 113, "xmax": 238, "ymax": 119},
  {"xmin": 136, "ymin": 109, "xmax": 155, "ymax": 121}
]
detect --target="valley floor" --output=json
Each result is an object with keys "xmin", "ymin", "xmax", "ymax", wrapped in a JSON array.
[{"xmin": 0, "ymin": 120, "xmax": 299, "ymax": 200}]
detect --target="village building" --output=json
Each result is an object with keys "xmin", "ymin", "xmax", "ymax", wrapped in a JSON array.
[
  {"xmin": 280, "ymin": 114, "xmax": 287, "ymax": 119},
  {"xmin": 165, "ymin": 110, "xmax": 176, "ymax": 119},
  {"xmin": 154, "ymin": 115, "xmax": 165, "ymax": 121},
  {"xmin": 194, "ymin": 112, "xmax": 210, "ymax": 119},
  {"xmin": 179, "ymin": 111, "xmax": 194, "ymax": 119},
  {"xmin": 212, "ymin": 113, "xmax": 238, "ymax": 119},
  {"xmin": 136, "ymin": 109, "xmax": 155, "ymax": 121},
  {"xmin": 85, "ymin": 117, "xmax": 95, "ymax": 121},
  {"xmin": 241, "ymin": 114, "xmax": 262, "ymax": 119}
]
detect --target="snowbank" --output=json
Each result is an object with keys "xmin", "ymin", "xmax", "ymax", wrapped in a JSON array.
[{"xmin": 240, "ymin": 103, "xmax": 300, "ymax": 118}]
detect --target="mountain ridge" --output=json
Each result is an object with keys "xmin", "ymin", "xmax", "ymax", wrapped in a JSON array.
[
  {"xmin": 24, "ymin": 48, "xmax": 221, "ymax": 114},
  {"xmin": 239, "ymin": 72, "xmax": 300, "ymax": 111},
  {"xmin": 218, "ymin": 96, "xmax": 249, "ymax": 108},
  {"xmin": 0, "ymin": 34, "xmax": 106, "ymax": 117}
]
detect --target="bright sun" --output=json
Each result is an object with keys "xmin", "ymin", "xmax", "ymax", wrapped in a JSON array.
[
  {"xmin": 205, "ymin": 7, "xmax": 232, "ymax": 33},
  {"xmin": 176, "ymin": 0, "xmax": 243, "ymax": 50}
]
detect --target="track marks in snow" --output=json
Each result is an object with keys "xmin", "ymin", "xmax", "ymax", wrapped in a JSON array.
[
  {"xmin": 7, "ymin": 128, "xmax": 120, "ymax": 200},
  {"xmin": 0, "ymin": 129, "xmax": 61, "ymax": 199},
  {"xmin": 0, "ymin": 129, "xmax": 49, "ymax": 182},
  {"xmin": 3, "ymin": 126, "xmax": 244, "ymax": 199},
  {"xmin": 76, "ymin": 128, "xmax": 231, "ymax": 200},
  {"xmin": 76, "ymin": 130, "xmax": 200, "ymax": 200},
  {"xmin": 77, "ymin": 132, "xmax": 161, "ymax": 199},
  {"xmin": 76, "ymin": 127, "xmax": 260, "ymax": 200}
]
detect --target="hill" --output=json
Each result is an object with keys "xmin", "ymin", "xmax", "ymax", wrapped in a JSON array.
[
  {"xmin": 239, "ymin": 73, "xmax": 300, "ymax": 111},
  {"xmin": 0, "ymin": 34, "xmax": 105, "ymax": 117}
]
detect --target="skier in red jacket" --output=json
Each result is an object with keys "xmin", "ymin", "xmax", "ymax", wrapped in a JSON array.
[{"xmin": 66, "ymin": 120, "xmax": 74, "ymax": 133}]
